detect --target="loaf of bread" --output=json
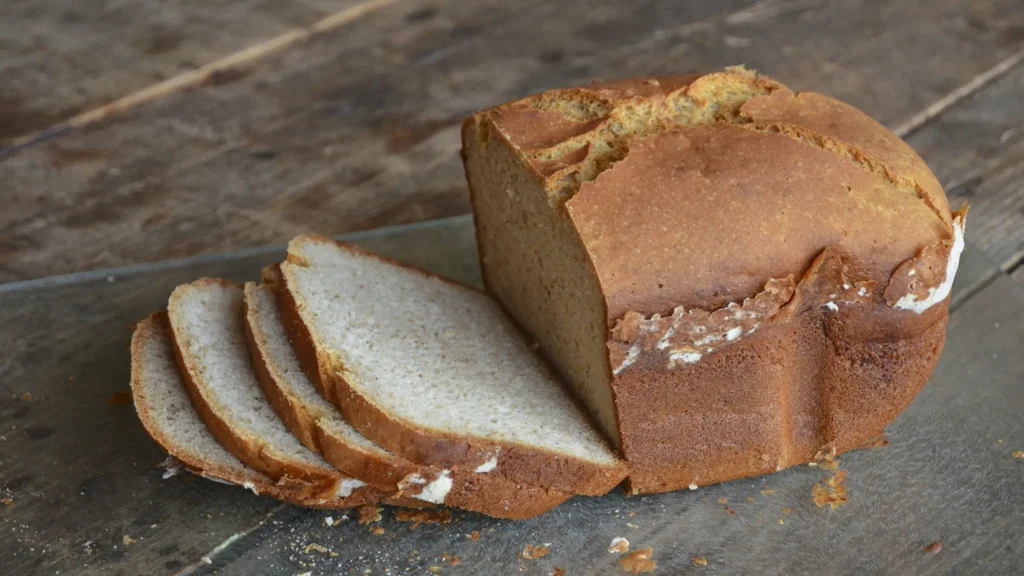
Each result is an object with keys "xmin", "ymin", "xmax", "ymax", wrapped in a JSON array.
[{"xmin": 462, "ymin": 67, "xmax": 965, "ymax": 493}]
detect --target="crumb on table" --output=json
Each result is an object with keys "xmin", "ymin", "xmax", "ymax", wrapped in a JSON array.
[
  {"xmin": 522, "ymin": 544, "xmax": 549, "ymax": 559},
  {"xmin": 620, "ymin": 547, "xmax": 656, "ymax": 573}
]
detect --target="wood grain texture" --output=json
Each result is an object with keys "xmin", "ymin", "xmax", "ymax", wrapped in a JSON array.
[
  {"xmin": 908, "ymin": 62, "xmax": 1024, "ymax": 274},
  {"xmin": 0, "ymin": 217, "xmax": 1013, "ymax": 575},
  {"xmin": 0, "ymin": 0, "xmax": 369, "ymax": 142},
  {"xmin": 2, "ymin": 0, "xmax": 1024, "ymax": 282}
]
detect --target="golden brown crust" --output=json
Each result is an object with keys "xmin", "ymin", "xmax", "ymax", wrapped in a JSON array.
[
  {"xmin": 278, "ymin": 239, "xmax": 628, "ymax": 496},
  {"xmin": 620, "ymin": 305, "xmax": 948, "ymax": 493},
  {"xmin": 316, "ymin": 422, "xmax": 573, "ymax": 519},
  {"xmin": 166, "ymin": 278, "xmax": 387, "ymax": 506},
  {"xmin": 130, "ymin": 314, "xmax": 376, "ymax": 508},
  {"xmin": 738, "ymin": 88, "xmax": 951, "ymax": 227}
]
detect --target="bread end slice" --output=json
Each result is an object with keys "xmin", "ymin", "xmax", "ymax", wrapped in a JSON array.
[{"xmin": 130, "ymin": 314, "xmax": 370, "ymax": 508}]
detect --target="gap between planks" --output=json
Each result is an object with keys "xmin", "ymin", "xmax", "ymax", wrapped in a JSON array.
[
  {"xmin": 893, "ymin": 45, "xmax": 1024, "ymax": 139},
  {"xmin": 174, "ymin": 503, "xmax": 285, "ymax": 576},
  {"xmin": 0, "ymin": 0, "xmax": 407, "ymax": 156},
  {"xmin": 1, "ymin": 0, "xmax": 1018, "ymax": 159}
]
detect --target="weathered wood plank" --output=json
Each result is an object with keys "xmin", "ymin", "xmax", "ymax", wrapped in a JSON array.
[
  {"xmin": 908, "ymin": 62, "xmax": 1024, "ymax": 275},
  {"xmin": 2, "ymin": 0, "xmax": 1023, "ymax": 282},
  {"xmin": 0, "ymin": 0, "xmax": 374, "ymax": 142},
  {"xmin": 0, "ymin": 215, "xmax": 1009, "ymax": 575}
]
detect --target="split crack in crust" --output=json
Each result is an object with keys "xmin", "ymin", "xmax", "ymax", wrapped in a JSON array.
[{"xmin": 510, "ymin": 68, "xmax": 948, "ymax": 230}]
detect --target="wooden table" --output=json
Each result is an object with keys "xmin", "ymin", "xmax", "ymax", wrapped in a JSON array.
[
  {"xmin": 1, "ymin": 0, "xmax": 1023, "ymax": 284},
  {"xmin": 2, "ymin": 1, "xmax": 1024, "ymax": 574}
]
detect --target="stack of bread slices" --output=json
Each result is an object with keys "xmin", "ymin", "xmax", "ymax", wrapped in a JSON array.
[{"xmin": 130, "ymin": 234, "xmax": 628, "ymax": 519}]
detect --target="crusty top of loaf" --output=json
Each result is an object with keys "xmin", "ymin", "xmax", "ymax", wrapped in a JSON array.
[{"xmin": 469, "ymin": 68, "xmax": 954, "ymax": 320}]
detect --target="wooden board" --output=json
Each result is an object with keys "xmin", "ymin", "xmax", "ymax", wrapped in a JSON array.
[
  {"xmin": 0, "ymin": 0, "xmax": 373, "ymax": 141},
  {"xmin": 907, "ymin": 62, "xmax": 1024, "ymax": 274},
  {"xmin": 2, "ymin": 0, "xmax": 1023, "ymax": 282},
  {"xmin": 0, "ymin": 216, "xmax": 1020, "ymax": 575}
]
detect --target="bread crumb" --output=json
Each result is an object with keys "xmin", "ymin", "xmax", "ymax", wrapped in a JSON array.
[
  {"xmin": 1012, "ymin": 451, "xmax": 1023, "ymax": 458},
  {"xmin": 628, "ymin": 510, "xmax": 636, "ymax": 517},
  {"xmin": 723, "ymin": 506, "xmax": 735, "ymax": 515},
  {"xmin": 717, "ymin": 497, "xmax": 727, "ymax": 503},
  {"xmin": 1, "ymin": 498, "xmax": 12, "ymax": 506},
  {"xmin": 428, "ymin": 566, "xmax": 442, "ymax": 573},
  {"xmin": 760, "ymin": 489, "xmax": 775, "ymax": 495},
  {"xmin": 122, "ymin": 535, "xmax": 136, "ymax": 546},
  {"xmin": 20, "ymin": 393, "xmax": 32, "ymax": 401},
  {"xmin": 922, "ymin": 541, "xmax": 942, "ymax": 554},
  {"xmin": 626, "ymin": 522, "xmax": 638, "ymax": 529},
  {"xmin": 745, "ymin": 497, "xmax": 755, "ymax": 502},
  {"xmin": 609, "ymin": 537, "xmax": 630, "ymax": 554},
  {"xmin": 358, "ymin": 505, "xmax": 382, "ymax": 524},
  {"xmin": 370, "ymin": 526, "xmax": 385, "ymax": 535},
  {"xmin": 552, "ymin": 568, "xmax": 566, "ymax": 576},
  {"xmin": 778, "ymin": 519, "xmax": 785, "ymax": 525},
  {"xmin": 783, "ymin": 507, "xmax": 792, "ymax": 514},
  {"xmin": 468, "ymin": 530, "xmax": 480, "ymax": 541},
  {"xmin": 813, "ymin": 469, "xmax": 849, "ymax": 508},
  {"xmin": 522, "ymin": 544, "xmax": 549, "ymax": 559},
  {"xmin": 442, "ymin": 553, "xmax": 461, "ymax": 566},
  {"xmin": 305, "ymin": 543, "xmax": 335, "ymax": 556},
  {"xmin": 688, "ymin": 483, "xmax": 698, "ymax": 490},
  {"xmin": 620, "ymin": 547, "xmax": 656, "ymax": 573},
  {"xmin": 692, "ymin": 556, "xmax": 708, "ymax": 566},
  {"xmin": 323, "ymin": 516, "xmax": 334, "ymax": 527},
  {"xmin": 394, "ymin": 509, "xmax": 451, "ymax": 529}
]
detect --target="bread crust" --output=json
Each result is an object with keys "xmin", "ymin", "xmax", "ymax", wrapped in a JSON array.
[
  {"xmin": 277, "ymin": 237, "xmax": 628, "ymax": 497},
  {"xmin": 246, "ymin": 281, "xmax": 571, "ymax": 518},
  {"xmin": 462, "ymin": 69, "xmax": 961, "ymax": 493},
  {"xmin": 130, "ymin": 314, "xmax": 375, "ymax": 508}
]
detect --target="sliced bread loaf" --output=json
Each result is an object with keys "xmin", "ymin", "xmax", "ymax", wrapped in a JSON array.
[
  {"xmin": 277, "ymin": 235, "xmax": 628, "ymax": 496},
  {"xmin": 166, "ymin": 278, "xmax": 386, "ymax": 506},
  {"xmin": 129, "ymin": 314, "xmax": 360, "ymax": 508},
  {"xmin": 244, "ymin": 279, "xmax": 574, "ymax": 518}
]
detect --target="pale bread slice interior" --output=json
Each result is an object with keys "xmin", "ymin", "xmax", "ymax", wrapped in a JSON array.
[
  {"xmin": 167, "ymin": 279, "xmax": 377, "ymax": 505},
  {"xmin": 245, "ymin": 281, "xmax": 574, "ymax": 518},
  {"xmin": 130, "ymin": 314, "xmax": 347, "ymax": 506},
  {"xmin": 280, "ymin": 236, "xmax": 627, "ymax": 495}
]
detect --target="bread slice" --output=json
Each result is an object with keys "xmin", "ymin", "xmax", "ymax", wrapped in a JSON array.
[
  {"xmin": 244, "ymin": 279, "xmax": 574, "ymax": 518},
  {"xmin": 129, "ymin": 314, "xmax": 361, "ymax": 508},
  {"xmin": 277, "ymin": 235, "xmax": 628, "ymax": 496},
  {"xmin": 166, "ymin": 278, "xmax": 387, "ymax": 506}
]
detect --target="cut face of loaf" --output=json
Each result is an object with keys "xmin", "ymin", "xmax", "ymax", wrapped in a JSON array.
[
  {"xmin": 462, "ymin": 69, "xmax": 962, "ymax": 492},
  {"xmin": 277, "ymin": 235, "xmax": 627, "ymax": 496},
  {"xmin": 129, "ymin": 314, "xmax": 354, "ymax": 507},
  {"xmin": 244, "ymin": 281, "xmax": 574, "ymax": 518},
  {"xmin": 167, "ymin": 278, "xmax": 386, "ymax": 506}
]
